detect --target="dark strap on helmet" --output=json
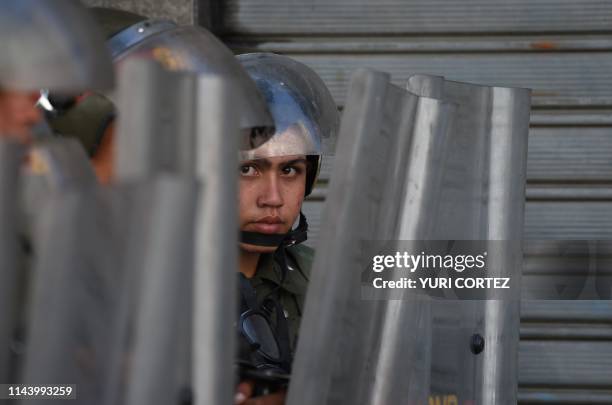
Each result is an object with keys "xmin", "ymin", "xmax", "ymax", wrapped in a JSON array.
[{"xmin": 240, "ymin": 211, "xmax": 308, "ymax": 248}]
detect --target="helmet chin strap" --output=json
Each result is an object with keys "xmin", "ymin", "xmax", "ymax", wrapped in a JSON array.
[{"xmin": 240, "ymin": 212, "xmax": 308, "ymax": 248}]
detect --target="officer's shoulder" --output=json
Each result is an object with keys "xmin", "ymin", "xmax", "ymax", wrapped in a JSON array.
[{"xmin": 286, "ymin": 244, "xmax": 314, "ymax": 281}]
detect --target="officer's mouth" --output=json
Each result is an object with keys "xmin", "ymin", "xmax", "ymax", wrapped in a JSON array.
[{"xmin": 249, "ymin": 216, "xmax": 285, "ymax": 234}]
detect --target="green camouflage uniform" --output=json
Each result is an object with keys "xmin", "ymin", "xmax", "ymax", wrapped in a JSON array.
[{"xmin": 247, "ymin": 244, "xmax": 314, "ymax": 354}]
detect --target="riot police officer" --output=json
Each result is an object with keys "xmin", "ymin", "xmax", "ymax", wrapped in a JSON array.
[{"xmin": 234, "ymin": 53, "xmax": 339, "ymax": 404}]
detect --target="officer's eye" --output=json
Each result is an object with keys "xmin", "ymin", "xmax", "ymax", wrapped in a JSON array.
[
  {"xmin": 281, "ymin": 166, "xmax": 300, "ymax": 177},
  {"xmin": 240, "ymin": 164, "xmax": 257, "ymax": 176}
]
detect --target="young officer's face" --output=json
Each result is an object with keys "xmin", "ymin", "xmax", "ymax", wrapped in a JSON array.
[
  {"xmin": 239, "ymin": 155, "xmax": 307, "ymax": 253},
  {"xmin": 0, "ymin": 90, "xmax": 42, "ymax": 144}
]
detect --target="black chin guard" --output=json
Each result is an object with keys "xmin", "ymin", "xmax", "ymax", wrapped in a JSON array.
[{"xmin": 240, "ymin": 212, "xmax": 308, "ymax": 248}]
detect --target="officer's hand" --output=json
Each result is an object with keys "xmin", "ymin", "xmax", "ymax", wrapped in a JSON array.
[
  {"xmin": 234, "ymin": 380, "xmax": 286, "ymax": 405},
  {"xmin": 235, "ymin": 380, "xmax": 254, "ymax": 404}
]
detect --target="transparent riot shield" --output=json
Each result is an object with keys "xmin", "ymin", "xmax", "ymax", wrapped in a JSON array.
[
  {"xmin": 20, "ymin": 178, "xmax": 199, "ymax": 405},
  {"xmin": 114, "ymin": 60, "xmax": 198, "ymax": 180},
  {"xmin": 103, "ymin": 59, "xmax": 205, "ymax": 369},
  {"xmin": 287, "ymin": 69, "xmax": 454, "ymax": 405},
  {"xmin": 0, "ymin": 140, "xmax": 24, "ymax": 384},
  {"xmin": 407, "ymin": 75, "xmax": 530, "ymax": 405},
  {"xmin": 27, "ymin": 138, "xmax": 97, "ymax": 188},
  {"xmin": 190, "ymin": 71, "xmax": 239, "ymax": 405},
  {"xmin": 19, "ymin": 185, "xmax": 128, "ymax": 405},
  {"xmin": 0, "ymin": 139, "xmax": 96, "ymax": 382},
  {"xmin": 19, "ymin": 59, "xmax": 240, "ymax": 405},
  {"xmin": 360, "ymin": 86, "xmax": 456, "ymax": 405},
  {"xmin": 20, "ymin": 137, "xmax": 97, "ymax": 237},
  {"xmin": 287, "ymin": 69, "xmax": 401, "ymax": 405},
  {"xmin": 112, "ymin": 59, "xmax": 239, "ymax": 405},
  {"xmin": 108, "ymin": 179, "xmax": 200, "ymax": 405},
  {"xmin": 288, "ymin": 69, "xmax": 530, "ymax": 405}
]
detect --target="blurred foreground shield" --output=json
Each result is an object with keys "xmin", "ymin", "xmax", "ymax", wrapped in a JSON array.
[{"xmin": 18, "ymin": 60, "xmax": 240, "ymax": 405}]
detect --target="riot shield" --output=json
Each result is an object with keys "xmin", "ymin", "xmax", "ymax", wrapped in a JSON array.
[
  {"xmin": 19, "ymin": 185, "xmax": 128, "ymax": 405},
  {"xmin": 288, "ymin": 69, "xmax": 530, "ymax": 405},
  {"xmin": 20, "ymin": 138, "xmax": 97, "ymax": 233},
  {"xmin": 407, "ymin": 75, "xmax": 530, "ymax": 404},
  {"xmin": 19, "ymin": 59, "xmax": 240, "ymax": 405},
  {"xmin": 113, "ymin": 59, "xmax": 239, "ymax": 405},
  {"xmin": 114, "ymin": 60, "xmax": 198, "ymax": 180},
  {"xmin": 360, "ymin": 88, "xmax": 456, "ymax": 405},
  {"xmin": 112, "ymin": 179, "xmax": 200, "ymax": 405},
  {"xmin": 8, "ymin": 137, "xmax": 99, "ymax": 386},
  {"xmin": 287, "ymin": 69, "xmax": 454, "ymax": 405},
  {"xmin": 0, "ymin": 140, "xmax": 24, "ymax": 384},
  {"xmin": 20, "ymin": 178, "xmax": 199, "ymax": 405},
  {"xmin": 190, "ymin": 72, "xmax": 239, "ymax": 405},
  {"xmin": 27, "ymin": 138, "xmax": 97, "ymax": 189},
  {"xmin": 287, "ymin": 69, "xmax": 397, "ymax": 405}
]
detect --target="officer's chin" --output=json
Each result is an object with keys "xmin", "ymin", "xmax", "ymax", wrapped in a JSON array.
[{"xmin": 239, "ymin": 242, "xmax": 278, "ymax": 254}]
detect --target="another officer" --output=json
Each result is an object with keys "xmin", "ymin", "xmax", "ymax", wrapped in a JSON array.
[{"xmin": 234, "ymin": 53, "xmax": 339, "ymax": 405}]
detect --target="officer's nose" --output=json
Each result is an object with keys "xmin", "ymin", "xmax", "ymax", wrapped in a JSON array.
[{"xmin": 257, "ymin": 173, "xmax": 284, "ymax": 208}]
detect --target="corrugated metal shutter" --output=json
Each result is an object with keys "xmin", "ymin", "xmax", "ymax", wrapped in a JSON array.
[{"xmin": 218, "ymin": 1, "xmax": 612, "ymax": 402}]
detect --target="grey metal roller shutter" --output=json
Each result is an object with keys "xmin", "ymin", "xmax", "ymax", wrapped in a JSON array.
[{"xmin": 219, "ymin": 1, "xmax": 612, "ymax": 403}]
